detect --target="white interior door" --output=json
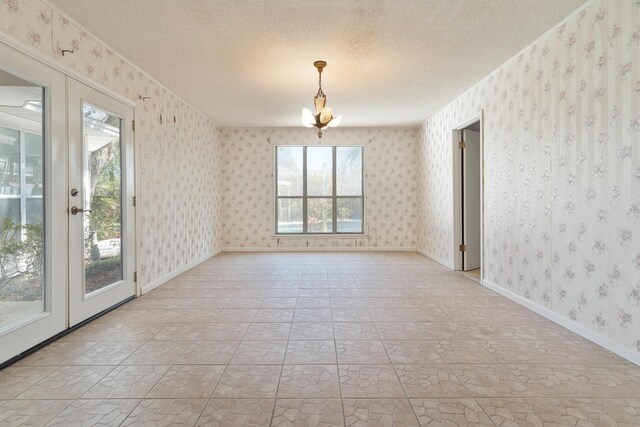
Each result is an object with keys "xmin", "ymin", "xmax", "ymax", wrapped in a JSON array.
[
  {"xmin": 462, "ymin": 129, "xmax": 481, "ymax": 271},
  {"xmin": 0, "ymin": 42, "xmax": 67, "ymax": 364},
  {"xmin": 67, "ymin": 78, "xmax": 135, "ymax": 326}
]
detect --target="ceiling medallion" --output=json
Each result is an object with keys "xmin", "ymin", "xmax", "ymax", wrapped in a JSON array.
[{"xmin": 301, "ymin": 60, "xmax": 342, "ymax": 138}]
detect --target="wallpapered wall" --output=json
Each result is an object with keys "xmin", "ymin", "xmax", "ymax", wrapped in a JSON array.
[
  {"xmin": 0, "ymin": 0, "xmax": 222, "ymax": 287},
  {"xmin": 418, "ymin": 0, "xmax": 640, "ymax": 357},
  {"xmin": 220, "ymin": 128, "xmax": 418, "ymax": 250}
]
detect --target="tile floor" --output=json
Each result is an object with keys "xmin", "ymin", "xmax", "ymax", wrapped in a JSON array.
[{"xmin": 1, "ymin": 252, "xmax": 639, "ymax": 426}]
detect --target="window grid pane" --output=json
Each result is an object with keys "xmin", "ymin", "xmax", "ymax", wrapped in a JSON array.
[{"xmin": 275, "ymin": 146, "xmax": 363, "ymax": 235}]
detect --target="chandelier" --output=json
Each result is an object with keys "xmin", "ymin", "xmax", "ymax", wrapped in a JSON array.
[{"xmin": 301, "ymin": 60, "xmax": 342, "ymax": 138}]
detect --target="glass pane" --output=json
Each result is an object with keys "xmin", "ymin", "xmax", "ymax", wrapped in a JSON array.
[
  {"xmin": 307, "ymin": 198, "xmax": 333, "ymax": 233},
  {"xmin": 25, "ymin": 133, "xmax": 43, "ymax": 195},
  {"xmin": 307, "ymin": 146, "xmax": 332, "ymax": 196},
  {"xmin": 337, "ymin": 198, "xmax": 363, "ymax": 233},
  {"xmin": 83, "ymin": 103, "xmax": 123, "ymax": 295},
  {"xmin": 0, "ymin": 127, "xmax": 20, "ymax": 195},
  {"xmin": 337, "ymin": 146, "xmax": 362, "ymax": 196},
  {"xmin": 0, "ymin": 78, "xmax": 45, "ymax": 329},
  {"xmin": 277, "ymin": 147, "xmax": 303, "ymax": 196},
  {"xmin": 277, "ymin": 198, "xmax": 302, "ymax": 233}
]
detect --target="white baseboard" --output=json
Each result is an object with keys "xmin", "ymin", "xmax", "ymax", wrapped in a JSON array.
[
  {"xmin": 482, "ymin": 279, "xmax": 640, "ymax": 366},
  {"xmin": 221, "ymin": 247, "xmax": 416, "ymax": 252},
  {"xmin": 417, "ymin": 248, "xmax": 454, "ymax": 269},
  {"xmin": 140, "ymin": 249, "xmax": 220, "ymax": 295}
]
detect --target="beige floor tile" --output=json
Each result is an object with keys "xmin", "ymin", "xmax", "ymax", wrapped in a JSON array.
[
  {"xmin": 18, "ymin": 366, "xmax": 114, "ymax": 399},
  {"xmin": 285, "ymin": 341, "xmax": 337, "ymax": 364},
  {"xmin": 70, "ymin": 341, "xmax": 143, "ymax": 365},
  {"xmin": 177, "ymin": 341, "xmax": 239, "ymax": 364},
  {"xmin": 15, "ymin": 341, "xmax": 97, "ymax": 366},
  {"xmin": 59, "ymin": 323, "xmax": 125, "ymax": 342},
  {"xmin": 415, "ymin": 322, "xmax": 474, "ymax": 340},
  {"xmin": 332, "ymin": 309, "xmax": 372, "ymax": 323},
  {"xmin": 102, "ymin": 323, "xmax": 163, "ymax": 342},
  {"xmin": 272, "ymin": 399, "xmax": 344, "ymax": 426},
  {"xmin": 409, "ymin": 398, "xmax": 494, "ymax": 426},
  {"xmin": 336, "ymin": 341, "xmax": 391, "ymax": 364},
  {"xmin": 368, "ymin": 309, "xmax": 414, "ymax": 323},
  {"xmin": 231, "ymin": 341, "xmax": 287, "ymax": 364},
  {"xmin": 450, "ymin": 364, "xmax": 533, "ymax": 398},
  {"xmin": 481, "ymin": 340, "xmax": 630, "ymax": 364},
  {"xmin": 149, "ymin": 323, "xmax": 209, "ymax": 341},
  {"xmin": 339, "ymin": 365, "xmax": 405, "ymax": 398},
  {"xmin": 253, "ymin": 309, "xmax": 295, "ymax": 322},
  {"xmin": 477, "ymin": 397, "xmax": 640, "ymax": 426},
  {"xmin": 289, "ymin": 323, "xmax": 334, "ymax": 340},
  {"xmin": 296, "ymin": 298, "xmax": 331, "ymax": 308},
  {"xmin": 504, "ymin": 363, "xmax": 640, "ymax": 397},
  {"xmin": 121, "ymin": 398, "xmax": 207, "ymax": 426},
  {"xmin": 396, "ymin": 364, "xmax": 471, "ymax": 398},
  {"xmin": 0, "ymin": 366, "xmax": 57, "ymax": 399},
  {"xmin": 294, "ymin": 309, "xmax": 333, "ymax": 322},
  {"xmin": 123, "ymin": 341, "xmax": 191, "ymax": 365},
  {"xmin": 343, "ymin": 398, "xmax": 419, "ymax": 426},
  {"xmin": 46, "ymin": 398, "xmax": 140, "ymax": 426},
  {"xmin": 376, "ymin": 323, "xmax": 426, "ymax": 340},
  {"xmin": 197, "ymin": 323, "xmax": 249, "ymax": 340},
  {"xmin": 278, "ymin": 365, "xmax": 341, "ymax": 398},
  {"xmin": 213, "ymin": 365, "xmax": 282, "ymax": 398},
  {"xmin": 334, "ymin": 323, "xmax": 380, "ymax": 340},
  {"xmin": 384, "ymin": 341, "xmax": 445, "ymax": 364},
  {"xmin": 331, "ymin": 298, "xmax": 367, "ymax": 309},
  {"xmin": 261, "ymin": 297, "xmax": 298, "ymax": 308},
  {"xmin": 147, "ymin": 365, "xmax": 225, "ymax": 398},
  {"xmin": 0, "ymin": 399, "xmax": 72, "ymax": 426},
  {"xmin": 83, "ymin": 365, "xmax": 170, "ymax": 398},
  {"xmin": 432, "ymin": 340, "xmax": 498, "ymax": 364},
  {"xmin": 244, "ymin": 323, "xmax": 291, "ymax": 340},
  {"xmin": 196, "ymin": 398, "xmax": 273, "ymax": 426}
]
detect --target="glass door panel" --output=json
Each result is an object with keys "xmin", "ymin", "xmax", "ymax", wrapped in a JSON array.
[
  {"xmin": 68, "ymin": 78, "xmax": 135, "ymax": 326},
  {"xmin": 82, "ymin": 104, "xmax": 123, "ymax": 295},
  {"xmin": 0, "ymin": 42, "xmax": 67, "ymax": 365}
]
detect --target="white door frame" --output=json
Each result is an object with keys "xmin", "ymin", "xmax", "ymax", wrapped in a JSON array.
[
  {"xmin": 452, "ymin": 111, "xmax": 484, "ymax": 278},
  {"xmin": 0, "ymin": 41, "xmax": 67, "ymax": 364}
]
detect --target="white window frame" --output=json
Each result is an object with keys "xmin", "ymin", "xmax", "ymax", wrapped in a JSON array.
[{"xmin": 275, "ymin": 146, "xmax": 364, "ymax": 235}]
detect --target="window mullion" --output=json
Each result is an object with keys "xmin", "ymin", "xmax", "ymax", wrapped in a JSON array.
[
  {"xmin": 302, "ymin": 146, "xmax": 307, "ymax": 234},
  {"xmin": 332, "ymin": 146, "xmax": 337, "ymax": 233}
]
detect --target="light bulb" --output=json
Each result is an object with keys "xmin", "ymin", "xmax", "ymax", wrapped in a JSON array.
[
  {"xmin": 319, "ymin": 107, "xmax": 333, "ymax": 124},
  {"xmin": 328, "ymin": 115, "xmax": 342, "ymax": 127}
]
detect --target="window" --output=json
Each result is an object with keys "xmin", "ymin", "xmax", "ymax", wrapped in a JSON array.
[{"xmin": 276, "ymin": 146, "xmax": 363, "ymax": 234}]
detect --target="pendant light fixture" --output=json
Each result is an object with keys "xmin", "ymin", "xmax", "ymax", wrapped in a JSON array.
[{"xmin": 301, "ymin": 60, "xmax": 342, "ymax": 138}]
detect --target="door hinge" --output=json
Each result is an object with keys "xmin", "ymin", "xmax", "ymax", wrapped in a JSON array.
[
  {"xmin": 133, "ymin": 271, "xmax": 137, "ymax": 282},
  {"xmin": 459, "ymin": 244, "xmax": 467, "ymax": 252},
  {"xmin": 133, "ymin": 196, "xmax": 136, "ymax": 207},
  {"xmin": 132, "ymin": 120, "xmax": 135, "ymax": 131},
  {"xmin": 458, "ymin": 141, "xmax": 465, "ymax": 149}
]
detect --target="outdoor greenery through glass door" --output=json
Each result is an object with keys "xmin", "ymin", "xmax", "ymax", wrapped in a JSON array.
[{"xmin": 82, "ymin": 104, "xmax": 123, "ymax": 294}]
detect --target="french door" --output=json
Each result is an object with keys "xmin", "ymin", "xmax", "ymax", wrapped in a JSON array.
[
  {"xmin": 0, "ymin": 41, "xmax": 136, "ymax": 364},
  {"xmin": 67, "ymin": 79, "xmax": 135, "ymax": 326}
]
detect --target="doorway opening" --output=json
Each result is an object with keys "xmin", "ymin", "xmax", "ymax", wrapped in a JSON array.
[{"xmin": 453, "ymin": 117, "xmax": 482, "ymax": 282}]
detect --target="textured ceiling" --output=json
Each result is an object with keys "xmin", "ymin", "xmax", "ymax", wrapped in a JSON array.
[{"xmin": 50, "ymin": 0, "xmax": 586, "ymax": 127}]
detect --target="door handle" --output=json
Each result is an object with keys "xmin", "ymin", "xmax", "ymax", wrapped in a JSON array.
[{"xmin": 70, "ymin": 206, "xmax": 91, "ymax": 215}]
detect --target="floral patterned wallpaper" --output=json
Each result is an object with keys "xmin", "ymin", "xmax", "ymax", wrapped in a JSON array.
[
  {"xmin": 418, "ymin": 0, "xmax": 640, "ymax": 357},
  {"xmin": 0, "ymin": 0, "xmax": 222, "ymax": 287},
  {"xmin": 220, "ymin": 128, "xmax": 418, "ymax": 249}
]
